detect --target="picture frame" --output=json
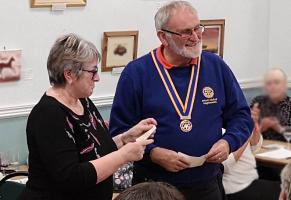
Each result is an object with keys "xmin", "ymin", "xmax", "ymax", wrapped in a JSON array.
[
  {"xmin": 31, "ymin": 0, "xmax": 86, "ymax": 8},
  {"xmin": 101, "ymin": 31, "xmax": 139, "ymax": 72},
  {"xmin": 201, "ymin": 19, "xmax": 225, "ymax": 58},
  {"xmin": 0, "ymin": 49, "xmax": 21, "ymax": 83}
]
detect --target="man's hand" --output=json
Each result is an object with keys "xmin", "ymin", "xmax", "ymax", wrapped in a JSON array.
[
  {"xmin": 150, "ymin": 147, "xmax": 190, "ymax": 172},
  {"xmin": 206, "ymin": 139, "xmax": 230, "ymax": 163}
]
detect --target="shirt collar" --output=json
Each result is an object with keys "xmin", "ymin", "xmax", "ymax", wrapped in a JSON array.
[{"xmin": 156, "ymin": 45, "xmax": 198, "ymax": 70}]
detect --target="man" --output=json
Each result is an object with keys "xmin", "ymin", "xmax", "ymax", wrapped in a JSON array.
[
  {"xmin": 110, "ymin": 1, "xmax": 253, "ymax": 199},
  {"xmin": 251, "ymin": 68, "xmax": 291, "ymax": 141}
]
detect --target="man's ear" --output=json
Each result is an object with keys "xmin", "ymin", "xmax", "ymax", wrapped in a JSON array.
[
  {"xmin": 64, "ymin": 69, "xmax": 74, "ymax": 85},
  {"xmin": 157, "ymin": 31, "xmax": 169, "ymax": 47}
]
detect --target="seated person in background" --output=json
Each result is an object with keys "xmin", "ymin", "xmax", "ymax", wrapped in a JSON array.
[
  {"xmin": 114, "ymin": 182, "xmax": 185, "ymax": 200},
  {"xmin": 223, "ymin": 118, "xmax": 281, "ymax": 200},
  {"xmin": 280, "ymin": 163, "xmax": 291, "ymax": 200},
  {"xmin": 251, "ymin": 68, "xmax": 291, "ymax": 141}
]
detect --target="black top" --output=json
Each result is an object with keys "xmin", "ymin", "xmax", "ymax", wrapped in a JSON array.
[
  {"xmin": 250, "ymin": 95, "xmax": 291, "ymax": 141},
  {"xmin": 20, "ymin": 94, "xmax": 117, "ymax": 200}
]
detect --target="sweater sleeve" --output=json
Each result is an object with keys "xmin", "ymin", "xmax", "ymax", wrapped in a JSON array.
[
  {"xmin": 109, "ymin": 68, "xmax": 157, "ymax": 153},
  {"xmin": 29, "ymin": 105, "xmax": 97, "ymax": 192},
  {"xmin": 221, "ymin": 63, "xmax": 254, "ymax": 152}
]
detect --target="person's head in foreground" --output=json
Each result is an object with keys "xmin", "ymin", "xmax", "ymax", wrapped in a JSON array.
[
  {"xmin": 155, "ymin": 1, "xmax": 204, "ymax": 61},
  {"xmin": 114, "ymin": 182, "xmax": 185, "ymax": 200},
  {"xmin": 264, "ymin": 68, "xmax": 288, "ymax": 103},
  {"xmin": 280, "ymin": 162, "xmax": 291, "ymax": 200},
  {"xmin": 47, "ymin": 33, "xmax": 101, "ymax": 98}
]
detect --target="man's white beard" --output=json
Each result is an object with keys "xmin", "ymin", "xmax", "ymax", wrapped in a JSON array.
[{"xmin": 168, "ymin": 37, "xmax": 202, "ymax": 59}]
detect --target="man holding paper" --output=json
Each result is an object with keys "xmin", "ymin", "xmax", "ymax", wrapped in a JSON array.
[{"xmin": 109, "ymin": 1, "xmax": 253, "ymax": 199}]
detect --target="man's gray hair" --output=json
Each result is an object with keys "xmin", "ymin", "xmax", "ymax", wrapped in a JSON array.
[
  {"xmin": 47, "ymin": 33, "xmax": 101, "ymax": 86},
  {"xmin": 281, "ymin": 162, "xmax": 291, "ymax": 199},
  {"xmin": 154, "ymin": 1, "xmax": 197, "ymax": 31}
]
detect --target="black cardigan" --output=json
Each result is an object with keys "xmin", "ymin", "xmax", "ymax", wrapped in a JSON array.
[{"xmin": 19, "ymin": 94, "xmax": 117, "ymax": 200}]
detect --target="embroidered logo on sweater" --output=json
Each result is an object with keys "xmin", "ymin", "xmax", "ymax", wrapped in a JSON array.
[{"xmin": 202, "ymin": 86, "xmax": 217, "ymax": 105}]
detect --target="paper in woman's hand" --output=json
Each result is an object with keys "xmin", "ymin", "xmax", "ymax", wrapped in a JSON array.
[
  {"xmin": 136, "ymin": 126, "xmax": 156, "ymax": 142},
  {"xmin": 178, "ymin": 152, "xmax": 206, "ymax": 168}
]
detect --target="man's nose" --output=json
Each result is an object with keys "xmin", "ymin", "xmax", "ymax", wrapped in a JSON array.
[{"xmin": 93, "ymin": 73, "xmax": 100, "ymax": 82}]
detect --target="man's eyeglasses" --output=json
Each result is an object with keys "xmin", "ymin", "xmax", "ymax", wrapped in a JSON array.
[
  {"xmin": 161, "ymin": 24, "xmax": 205, "ymax": 39},
  {"xmin": 81, "ymin": 66, "xmax": 98, "ymax": 80}
]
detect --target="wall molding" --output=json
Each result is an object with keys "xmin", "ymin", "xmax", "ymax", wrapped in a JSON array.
[
  {"xmin": 239, "ymin": 79, "xmax": 262, "ymax": 89},
  {"xmin": 0, "ymin": 95, "xmax": 114, "ymax": 120},
  {"xmin": 239, "ymin": 79, "xmax": 291, "ymax": 89},
  {"xmin": 1, "ymin": 79, "xmax": 291, "ymax": 120}
]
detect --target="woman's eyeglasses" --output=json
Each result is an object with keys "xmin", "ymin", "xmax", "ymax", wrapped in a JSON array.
[
  {"xmin": 81, "ymin": 66, "xmax": 98, "ymax": 80},
  {"xmin": 161, "ymin": 24, "xmax": 205, "ymax": 39}
]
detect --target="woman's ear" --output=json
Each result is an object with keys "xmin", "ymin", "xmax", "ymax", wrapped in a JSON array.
[
  {"xmin": 63, "ymin": 69, "xmax": 74, "ymax": 85},
  {"xmin": 157, "ymin": 31, "xmax": 169, "ymax": 47}
]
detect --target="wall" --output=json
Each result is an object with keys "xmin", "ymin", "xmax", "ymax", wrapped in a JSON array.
[
  {"xmin": 0, "ymin": 0, "xmax": 270, "ymax": 110},
  {"xmin": 268, "ymin": 0, "xmax": 291, "ymax": 75},
  {"xmin": 0, "ymin": 0, "xmax": 284, "ymax": 163}
]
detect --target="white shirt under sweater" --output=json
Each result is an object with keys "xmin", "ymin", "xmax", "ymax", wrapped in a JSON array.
[{"xmin": 222, "ymin": 136, "xmax": 263, "ymax": 194}]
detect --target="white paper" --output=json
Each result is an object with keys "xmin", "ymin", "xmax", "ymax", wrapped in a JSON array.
[
  {"xmin": 256, "ymin": 148, "xmax": 291, "ymax": 159},
  {"xmin": 262, "ymin": 144, "xmax": 284, "ymax": 150},
  {"xmin": 136, "ymin": 126, "xmax": 156, "ymax": 142},
  {"xmin": 178, "ymin": 152, "xmax": 206, "ymax": 168}
]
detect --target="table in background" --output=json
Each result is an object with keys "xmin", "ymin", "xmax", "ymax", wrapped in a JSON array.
[{"xmin": 255, "ymin": 139, "xmax": 291, "ymax": 168}]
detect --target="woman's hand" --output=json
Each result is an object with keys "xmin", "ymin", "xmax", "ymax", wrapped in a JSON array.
[
  {"xmin": 121, "ymin": 118, "xmax": 157, "ymax": 144},
  {"xmin": 119, "ymin": 139, "xmax": 154, "ymax": 162},
  {"xmin": 260, "ymin": 117, "xmax": 282, "ymax": 133},
  {"xmin": 251, "ymin": 103, "xmax": 260, "ymax": 123}
]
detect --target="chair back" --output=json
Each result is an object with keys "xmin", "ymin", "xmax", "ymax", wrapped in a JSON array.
[{"xmin": 0, "ymin": 172, "xmax": 28, "ymax": 200}]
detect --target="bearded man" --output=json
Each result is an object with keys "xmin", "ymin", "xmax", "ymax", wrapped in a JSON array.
[{"xmin": 109, "ymin": 1, "xmax": 253, "ymax": 200}]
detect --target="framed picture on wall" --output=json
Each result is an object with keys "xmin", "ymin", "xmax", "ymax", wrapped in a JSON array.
[
  {"xmin": 31, "ymin": 0, "xmax": 86, "ymax": 8},
  {"xmin": 201, "ymin": 19, "xmax": 225, "ymax": 58},
  {"xmin": 101, "ymin": 31, "xmax": 139, "ymax": 72},
  {"xmin": 0, "ymin": 49, "xmax": 21, "ymax": 83}
]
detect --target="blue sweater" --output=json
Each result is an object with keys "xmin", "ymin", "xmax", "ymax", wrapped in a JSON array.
[{"xmin": 109, "ymin": 49, "xmax": 253, "ymax": 187}]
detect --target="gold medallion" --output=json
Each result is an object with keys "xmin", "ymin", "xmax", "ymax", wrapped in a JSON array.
[{"xmin": 180, "ymin": 120, "xmax": 192, "ymax": 133}]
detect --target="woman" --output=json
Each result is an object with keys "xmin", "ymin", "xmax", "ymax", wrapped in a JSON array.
[
  {"xmin": 223, "ymin": 124, "xmax": 280, "ymax": 200},
  {"xmin": 19, "ymin": 33, "xmax": 156, "ymax": 200},
  {"xmin": 250, "ymin": 68, "xmax": 291, "ymax": 141}
]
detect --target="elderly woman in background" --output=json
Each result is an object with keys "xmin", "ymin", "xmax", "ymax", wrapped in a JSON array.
[
  {"xmin": 19, "ymin": 33, "xmax": 156, "ymax": 200},
  {"xmin": 280, "ymin": 163, "xmax": 291, "ymax": 200},
  {"xmin": 251, "ymin": 68, "xmax": 291, "ymax": 141},
  {"xmin": 251, "ymin": 68, "xmax": 291, "ymax": 181}
]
